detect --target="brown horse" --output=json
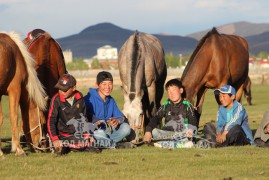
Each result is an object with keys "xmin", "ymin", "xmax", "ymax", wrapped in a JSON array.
[
  {"xmin": 24, "ymin": 29, "xmax": 67, "ymax": 100},
  {"xmin": 181, "ymin": 27, "xmax": 249, "ymax": 123},
  {"xmin": 23, "ymin": 29, "xmax": 67, "ymax": 149},
  {"xmin": 118, "ymin": 31, "xmax": 167, "ymax": 143},
  {"xmin": 243, "ymin": 76, "xmax": 252, "ymax": 105},
  {"xmin": 0, "ymin": 32, "xmax": 47, "ymax": 156}
]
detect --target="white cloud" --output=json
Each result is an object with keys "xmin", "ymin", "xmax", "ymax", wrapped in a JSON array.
[{"xmin": 0, "ymin": 0, "xmax": 269, "ymax": 38}]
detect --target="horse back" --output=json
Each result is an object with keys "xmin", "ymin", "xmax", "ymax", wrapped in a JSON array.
[
  {"xmin": 0, "ymin": 33, "xmax": 27, "ymax": 93},
  {"xmin": 118, "ymin": 32, "xmax": 166, "ymax": 93}
]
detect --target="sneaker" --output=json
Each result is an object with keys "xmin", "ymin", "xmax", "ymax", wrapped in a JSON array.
[{"xmin": 116, "ymin": 142, "xmax": 136, "ymax": 149}]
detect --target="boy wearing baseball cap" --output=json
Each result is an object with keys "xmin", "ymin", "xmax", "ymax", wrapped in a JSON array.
[
  {"xmin": 47, "ymin": 74, "xmax": 100, "ymax": 154},
  {"xmin": 84, "ymin": 71, "xmax": 133, "ymax": 148},
  {"xmin": 203, "ymin": 84, "xmax": 254, "ymax": 147}
]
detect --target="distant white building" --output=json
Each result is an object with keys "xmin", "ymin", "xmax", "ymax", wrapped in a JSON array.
[
  {"xmin": 63, "ymin": 49, "xmax": 73, "ymax": 64},
  {"xmin": 97, "ymin": 45, "xmax": 118, "ymax": 60}
]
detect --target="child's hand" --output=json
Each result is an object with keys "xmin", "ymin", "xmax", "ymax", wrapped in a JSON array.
[
  {"xmin": 143, "ymin": 132, "xmax": 152, "ymax": 143},
  {"xmin": 216, "ymin": 130, "xmax": 228, "ymax": 143},
  {"xmin": 108, "ymin": 118, "xmax": 119, "ymax": 128},
  {"xmin": 53, "ymin": 140, "xmax": 62, "ymax": 152},
  {"xmin": 186, "ymin": 129, "xmax": 193, "ymax": 138}
]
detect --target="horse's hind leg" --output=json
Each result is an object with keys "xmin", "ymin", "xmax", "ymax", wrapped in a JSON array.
[
  {"xmin": 9, "ymin": 91, "xmax": 25, "ymax": 156},
  {"xmin": 0, "ymin": 97, "xmax": 3, "ymax": 156}
]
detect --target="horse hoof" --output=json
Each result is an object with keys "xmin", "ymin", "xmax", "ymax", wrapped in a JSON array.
[{"xmin": 15, "ymin": 150, "xmax": 26, "ymax": 156}]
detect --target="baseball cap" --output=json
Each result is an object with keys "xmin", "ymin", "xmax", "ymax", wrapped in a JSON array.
[
  {"xmin": 214, "ymin": 84, "xmax": 236, "ymax": 96},
  {"xmin": 96, "ymin": 71, "xmax": 113, "ymax": 85},
  {"xmin": 55, "ymin": 74, "xmax": 76, "ymax": 92}
]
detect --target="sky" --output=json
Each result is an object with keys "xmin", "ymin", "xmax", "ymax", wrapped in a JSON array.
[{"xmin": 1, "ymin": 0, "xmax": 269, "ymax": 39}]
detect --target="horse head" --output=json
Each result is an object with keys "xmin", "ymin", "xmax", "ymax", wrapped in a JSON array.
[{"xmin": 122, "ymin": 91, "xmax": 144, "ymax": 143}]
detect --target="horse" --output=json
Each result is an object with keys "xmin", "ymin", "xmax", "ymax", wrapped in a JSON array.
[
  {"xmin": 0, "ymin": 32, "xmax": 47, "ymax": 156},
  {"xmin": 23, "ymin": 29, "xmax": 67, "ymax": 102},
  {"xmin": 23, "ymin": 29, "xmax": 67, "ymax": 147},
  {"xmin": 181, "ymin": 27, "xmax": 249, "ymax": 124},
  {"xmin": 118, "ymin": 31, "xmax": 167, "ymax": 143},
  {"xmin": 243, "ymin": 76, "xmax": 252, "ymax": 105}
]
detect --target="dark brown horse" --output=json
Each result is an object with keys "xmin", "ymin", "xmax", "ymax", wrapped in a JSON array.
[
  {"xmin": 243, "ymin": 76, "xmax": 252, "ymax": 105},
  {"xmin": 0, "ymin": 32, "xmax": 47, "ymax": 156},
  {"xmin": 181, "ymin": 28, "xmax": 249, "ymax": 123},
  {"xmin": 23, "ymin": 29, "xmax": 67, "ymax": 149},
  {"xmin": 24, "ymin": 29, "xmax": 67, "ymax": 101},
  {"xmin": 118, "ymin": 31, "xmax": 167, "ymax": 143}
]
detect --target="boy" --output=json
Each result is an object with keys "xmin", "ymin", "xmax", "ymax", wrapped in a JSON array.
[
  {"xmin": 47, "ymin": 74, "xmax": 99, "ymax": 154},
  {"xmin": 84, "ymin": 71, "xmax": 132, "ymax": 148},
  {"xmin": 143, "ymin": 78, "xmax": 198, "ymax": 148},
  {"xmin": 254, "ymin": 108, "xmax": 269, "ymax": 147},
  {"xmin": 203, "ymin": 84, "xmax": 254, "ymax": 146}
]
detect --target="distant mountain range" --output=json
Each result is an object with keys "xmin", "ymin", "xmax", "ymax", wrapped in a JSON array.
[{"xmin": 57, "ymin": 22, "xmax": 269, "ymax": 58}]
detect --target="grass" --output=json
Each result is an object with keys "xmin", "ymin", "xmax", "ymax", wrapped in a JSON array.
[{"xmin": 0, "ymin": 85, "xmax": 269, "ymax": 179}]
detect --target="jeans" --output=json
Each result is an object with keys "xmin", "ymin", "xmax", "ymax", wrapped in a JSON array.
[
  {"xmin": 152, "ymin": 128, "xmax": 193, "ymax": 148},
  {"xmin": 152, "ymin": 128, "xmax": 175, "ymax": 139},
  {"xmin": 94, "ymin": 122, "xmax": 131, "ymax": 143}
]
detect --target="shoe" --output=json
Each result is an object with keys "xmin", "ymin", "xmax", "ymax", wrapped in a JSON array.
[
  {"xmin": 84, "ymin": 147, "xmax": 102, "ymax": 153},
  {"xmin": 153, "ymin": 142, "xmax": 163, "ymax": 148},
  {"xmin": 116, "ymin": 142, "xmax": 136, "ymax": 149}
]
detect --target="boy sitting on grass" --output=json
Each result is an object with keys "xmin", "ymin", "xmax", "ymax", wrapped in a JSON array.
[
  {"xmin": 203, "ymin": 84, "xmax": 254, "ymax": 147},
  {"xmin": 143, "ymin": 78, "xmax": 198, "ymax": 148}
]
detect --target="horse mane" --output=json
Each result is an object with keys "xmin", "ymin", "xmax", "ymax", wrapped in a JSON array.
[
  {"xmin": 129, "ymin": 31, "xmax": 140, "ymax": 100},
  {"xmin": 182, "ymin": 27, "xmax": 219, "ymax": 78},
  {"xmin": 7, "ymin": 32, "xmax": 47, "ymax": 111}
]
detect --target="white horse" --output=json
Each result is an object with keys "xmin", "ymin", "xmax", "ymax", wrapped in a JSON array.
[{"xmin": 118, "ymin": 31, "xmax": 167, "ymax": 143}]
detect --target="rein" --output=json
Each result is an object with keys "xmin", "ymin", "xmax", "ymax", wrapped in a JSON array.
[{"xmin": 20, "ymin": 107, "xmax": 46, "ymax": 150}]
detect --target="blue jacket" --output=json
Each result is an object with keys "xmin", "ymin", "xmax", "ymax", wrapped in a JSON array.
[
  {"xmin": 84, "ymin": 88, "xmax": 124, "ymax": 123},
  {"xmin": 216, "ymin": 100, "xmax": 254, "ymax": 143}
]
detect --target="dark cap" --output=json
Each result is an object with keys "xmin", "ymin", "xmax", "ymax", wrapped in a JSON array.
[
  {"xmin": 55, "ymin": 74, "xmax": 76, "ymax": 92},
  {"xmin": 97, "ymin": 71, "xmax": 113, "ymax": 85}
]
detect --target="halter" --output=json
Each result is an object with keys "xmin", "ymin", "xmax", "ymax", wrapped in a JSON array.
[{"xmin": 20, "ymin": 107, "xmax": 47, "ymax": 150}]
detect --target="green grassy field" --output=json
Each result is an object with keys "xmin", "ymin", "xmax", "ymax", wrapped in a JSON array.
[{"xmin": 0, "ymin": 85, "xmax": 269, "ymax": 179}]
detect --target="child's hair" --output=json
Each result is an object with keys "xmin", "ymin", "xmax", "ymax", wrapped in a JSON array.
[{"xmin": 165, "ymin": 78, "xmax": 183, "ymax": 90}]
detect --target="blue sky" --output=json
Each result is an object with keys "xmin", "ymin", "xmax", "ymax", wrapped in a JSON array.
[{"xmin": 1, "ymin": 0, "xmax": 269, "ymax": 38}]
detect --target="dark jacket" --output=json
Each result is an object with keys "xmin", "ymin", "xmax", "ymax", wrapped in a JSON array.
[
  {"xmin": 47, "ymin": 91, "xmax": 86, "ymax": 142},
  {"xmin": 145, "ymin": 99, "xmax": 198, "ymax": 132}
]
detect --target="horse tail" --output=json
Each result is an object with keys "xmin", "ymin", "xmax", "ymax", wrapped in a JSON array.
[
  {"xmin": 7, "ymin": 32, "xmax": 47, "ymax": 111},
  {"xmin": 129, "ymin": 31, "xmax": 140, "ymax": 97}
]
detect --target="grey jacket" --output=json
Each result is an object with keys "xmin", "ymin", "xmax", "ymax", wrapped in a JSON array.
[{"xmin": 254, "ymin": 109, "xmax": 269, "ymax": 142}]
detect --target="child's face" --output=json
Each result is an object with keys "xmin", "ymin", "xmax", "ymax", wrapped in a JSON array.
[
  {"xmin": 166, "ymin": 85, "xmax": 183, "ymax": 103},
  {"xmin": 218, "ymin": 93, "xmax": 235, "ymax": 109},
  {"xmin": 97, "ymin": 80, "xmax": 113, "ymax": 98},
  {"xmin": 59, "ymin": 86, "xmax": 76, "ymax": 99}
]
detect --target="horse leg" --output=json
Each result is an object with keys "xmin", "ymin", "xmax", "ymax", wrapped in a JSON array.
[
  {"xmin": 9, "ymin": 91, "xmax": 25, "ymax": 156},
  {"xmin": 0, "ymin": 97, "xmax": 3, "ymax": 156},
  {"xmin": 236, "ymin": 83, "xmax": 244, "ymax": 103},
  {"xmin": 147, "ymin": 83, "xmax": 157, "ymax": 116},
  {"xmin": 196, "ymin": 87, "xmax": 208, "ymax": 125}
]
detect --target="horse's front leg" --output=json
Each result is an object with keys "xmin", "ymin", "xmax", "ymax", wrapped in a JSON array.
[
  {"xmin": 0, "ymin": 96, "xmax": 3, "ymax": 156},
  {"xmin": 9, "ymin": 91, "xmax": 25, "ymax": 156},
  {"xmin": 147, "ymin": 83, "xmax": 157, "ymax": 116}
]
